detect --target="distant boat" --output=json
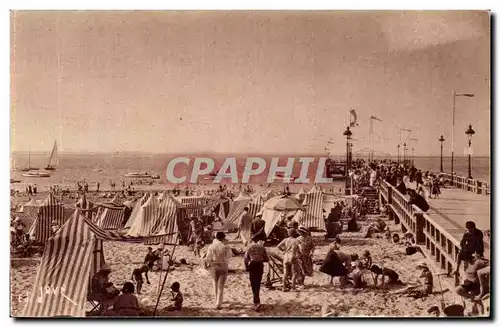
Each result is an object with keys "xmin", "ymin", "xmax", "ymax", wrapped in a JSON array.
[
  {"xmin": 151, "ymin": 174, "xmax": 160, "ymax": 179},
  {"xmin": 19, "ymin": 150, "xmax": 39, "ymax": 171},
  {"xmin": 93, "ymin": 168, "xmax": 104, "ymax": 172},
  {"xmin": 22, "ymin": 170, "xmax": 50, "ymax": 178},
  {"xmin": 45, "ymin": 140, "xmax": 59, "ymax": 171},
  {"xmin": 10, "ymin": 178, "xmax": 21, "ymax": 183},
  {"xmin": 125, "ymin": 172, "xmax": 151, "ymax": 178}
]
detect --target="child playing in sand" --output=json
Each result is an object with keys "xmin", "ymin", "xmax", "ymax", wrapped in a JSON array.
[
  {"xmin": 370, "ymin": 264, "xmax": 402, "ymax": 286},
  {"xmin": 132, "ymin": 265, "xmax": 149, "ymax": 294},
  {"xmin": 166, "ymin": 282, "xmax": 183, "ymax": 311}
]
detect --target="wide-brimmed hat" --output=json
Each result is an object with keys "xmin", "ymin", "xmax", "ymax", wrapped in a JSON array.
[
  {"xmin": 99, "ymin": 264, "xmax": 111, "ymax": 272},
  {"xmin": 416, "ymin": 261, "xmax": 429, "ymax": 269},
  {"xmin": 298, "ymin": 226, "xmax": 308, "ymax": 235}
]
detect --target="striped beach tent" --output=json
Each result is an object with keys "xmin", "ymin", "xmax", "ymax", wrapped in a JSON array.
[
  {"xmin": 146, "ymin": 196, "xmax": 180, "ymax": 245},
  {"xmin": 181, "ymin": 196, "xmax": 210, "ymax": 218},
  {"xmin": 21, "ymin": 211, "xmax": 152, "ymax": 317},
  {"xmin": 28, "ymin": 193, "xmax": 67, "ymax": 243},
  {"xmin": 248, "ymin": 195, "xmax": 265, "ymax": 218},
  {"xmin": 293, "ymin": 189, "xmax": 325, "ymax": 230},
  {"xmin": 127, "ymin": 194, "xmax": 158, "ymax": 237},
  {"xmin": 109, "ymin": 195, "xmax": 121, "ymax": 206},
  {"xmin": 224, "ymin": 197, "xmax": 251, "ymax": 226},
  {"xmin": 295, "ymin": 188, "xmax": 307, "ymax": 202},
  {"xmin": 96, "ymin": 205, "xmax": 125, "ymax": 230},
  {"xmin": 75, "ymin": 194, "xmax": 94, "ymax": 220},
  {"xmin": 124, "ymin": 193, "xmax": 150, "ymax": 229}
]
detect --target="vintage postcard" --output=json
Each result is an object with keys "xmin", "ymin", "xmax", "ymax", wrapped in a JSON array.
[{"xmin": 10, "ymin": 10, "xmax": 490, "ymax": 318}]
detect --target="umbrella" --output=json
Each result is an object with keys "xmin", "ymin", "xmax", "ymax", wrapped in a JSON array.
[{"xmin": 264, "ymin": 195, "xmax": 305, "ymax": 211}]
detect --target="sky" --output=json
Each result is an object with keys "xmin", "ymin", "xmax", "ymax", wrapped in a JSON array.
[{"xmin": 10, "ymin": 11, "xmax": 490, "ymax": 156}]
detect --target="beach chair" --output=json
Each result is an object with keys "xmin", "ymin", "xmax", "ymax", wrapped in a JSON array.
[
  {"xmin": 86, "ymin": 294, "xmax": 103, "ymax": 315},
  {"xmin": 265, "ymin": 250, "xmax": 283, "ymax": 289}
]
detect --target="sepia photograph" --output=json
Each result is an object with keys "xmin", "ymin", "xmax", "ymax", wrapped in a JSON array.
[{"xmin": 9, "ymin": 9, "xmax": 490, "ymax": 318}]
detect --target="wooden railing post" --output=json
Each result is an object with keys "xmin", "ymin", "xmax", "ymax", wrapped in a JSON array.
[{"xmin": 414, "ymin": 211, "xmax": 426, "ymax": 244}]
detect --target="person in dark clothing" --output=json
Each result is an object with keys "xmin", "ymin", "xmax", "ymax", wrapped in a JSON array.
[
  {"xmin": 250, "ymin": 214, "xmax": 266, "ymax": 242},
  {"xmin": 416, "ymin": 170, "xmax": 423, "ymax": 186},
  {"xmin": 395, "ymin": 176, "xmax": 407, "ymax": 195},
  {"xmin": 143, "ymin": 247, "xmax": 159, "ymax": 280},
  {"xmin": 132, "ymin": 265, "xmax": 149, "ymax": 294},
  {"xmin": 454, "ymin": 221, "xmax": 484, "ymax": 275},
  {"xmin": 244, "ymin": 235, "xmax": 269, "ymax": 310},
  {"xmin": 319, "ymin": 243, "xmax": 348, "ymax": 283},
  {"xmin": 370, "ymin": 265, "xmax": 402, "ymax": 286},
  {"xmin": 407, "ymin": 189, "xmax": 429, "ymax": 212}
]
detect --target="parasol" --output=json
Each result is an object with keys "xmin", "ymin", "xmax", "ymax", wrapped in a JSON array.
[{"xmin": 263, "ymin": 195, "xmax": 305, "ymax": 211}]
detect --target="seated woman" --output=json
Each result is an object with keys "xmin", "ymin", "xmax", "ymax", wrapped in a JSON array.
[
  {"xmin": 112, "ymin": 282, "xmax": 141, "ymax": 316},
  {"xmin": 89, "ymin": 264, "xmax": 120, "ymax": 314},
  {"xmin": 319, "ymin": 243, "xmax": 348, "ymax": 285}
]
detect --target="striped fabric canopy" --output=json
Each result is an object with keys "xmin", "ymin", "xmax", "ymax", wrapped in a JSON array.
[
  {"xmin": 248, "ymin": 196, "xmax": 265, "ymax": 218},
  {"xmin": 21, "ymin": 198, "xmax": 39, "ymax": 216},
  {"xmin": 28, "ymin": 193, "xmax": 67, "ymax": 243},
  {"xmin": 22, "ymin": 211, "xmax": 155, "ymax": 317},
  {"xmin": 124, "ymin": 193, "xmax": 150, "ymax": 229},
  {"xmin": 180, "ymin": 196, "xmax": 211, "ymax": 218},
  {"xmin": 293, "ymin": 190, "xmax": 325, "ymax": 230}
]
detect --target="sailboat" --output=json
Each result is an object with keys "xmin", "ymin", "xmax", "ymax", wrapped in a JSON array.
[
  {"xmin": 45, "ymin": 141, "xmax": 59, "ymax": 171},
  {"xmin": 20, "ymin": 150, "xmax": 39, "ymax": 171}
]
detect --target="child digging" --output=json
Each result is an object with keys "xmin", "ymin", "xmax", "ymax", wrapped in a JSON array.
[
  {"xmin": 132, "ymin": 265, "xmax": 149, "ymax": 295},
  {"xmin": 166, "ymin": 282, "xmax": 183, "ymax": 311}
]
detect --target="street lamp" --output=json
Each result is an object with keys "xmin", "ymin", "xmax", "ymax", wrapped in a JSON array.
[
  {"xmin": 452, "ymin": 92, "xmax": 475, "ymax": 177},
  {"xmin": 397, "ymin": 144, "xmax": 400, "ymax": 164},
  {"xmin": 465, "ymin": 125, "xmax": 475, "ymax": 179},
  {"xmin": 403, "ymin": 142, "xmax": 407, "ymax": 164},
  {"xmin": 438, "ymin": 135, "xmax": 445, "ymax": 173},
  {"xmin": 343, "ymin": 126, "xmax": 352, "ymax": 195}
]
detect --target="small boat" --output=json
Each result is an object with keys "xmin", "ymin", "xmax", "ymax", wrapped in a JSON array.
[
  {"xmin": 10, "ymin": 178, "xmax": 21, "ymax": 183},
  {"xmin": 151, "ymin": 174, "xmax": 160, "ymax": 179},
  {"xmin": 20, "ymin": 150, "xmax": 39, "ymax": 171},
  {"xmin": 22, "ymin": 170, "xmax": 51, "ymax": 178},
  {"xmin": 93, "ymin": 168, "xmax": 104, "ymax": 172},
  {"xmin": 124, "ymin": 172, "xmax": 151, "ymax": 178},
  {"xmin": 45, "ymin": 140, "xmax": 59, "ymax": 171}
]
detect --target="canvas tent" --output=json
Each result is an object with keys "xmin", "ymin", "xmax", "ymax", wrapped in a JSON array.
[
  {"xmin": 96, "ymin": 205, "xmax": 126, "ymax": 230},
  {"xmin": 145, "ymin": 195, "xmax": 181, "ymax": 245},
  {"xmin": 20, "ymin": 198, "xmax": 40, "ymax": 216},
  {"xmin": 293, "ymin": 188, "xmax": 326, "ymax": 230},
  {"xmin": 261, "ymin": 195, "xmax": 305, "ymax": 236},
  {"xmin": 124, "ymin": 193, "xmax": 150, "ymax": 229},
  {"xmin": 127, "ymin": 194, "xmax": 158, "ymax": 237},
  {"xmin": 21, "ymin": 210, "xmax": 163, "ymax": 317},
  {"xmin": 28, "ymin": 193, "xmax": 68, "ymax": 243}
]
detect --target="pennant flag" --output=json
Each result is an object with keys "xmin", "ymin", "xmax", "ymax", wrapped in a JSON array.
[
  {"xmin": 349, "ymin": 110, "xmax": 358, "ymax": 127},
  {"xmin": 370, "ymin": 115, "xmax": 383, "ymax": 122}
]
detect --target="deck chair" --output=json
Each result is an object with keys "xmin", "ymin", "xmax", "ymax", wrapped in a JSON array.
[{"xmin": 265, "ymin": 251, "xmax": 283, "ymax": 289}]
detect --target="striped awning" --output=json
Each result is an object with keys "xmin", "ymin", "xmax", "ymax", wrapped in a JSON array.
[
  {"xmin": 293, "ymin": 191, "xmax": 325, "ymax": 230},
  {"xmin": 145, "ymin": 197, "xmax": 180, "ymax": 245},
  {"xmin": 96, "ymin": 206, "xmax": 125, "ymax": 230},
  {"xmin": 29, "ymin": 193, "xmax": 67, "ymax": 243}
]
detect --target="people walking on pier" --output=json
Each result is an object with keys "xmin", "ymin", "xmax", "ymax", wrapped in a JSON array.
[{"xmin": 454, "ymin": 221, "xmax": 484, "ymax": 275}]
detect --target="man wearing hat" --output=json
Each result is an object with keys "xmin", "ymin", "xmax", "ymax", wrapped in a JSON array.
[
  {"xmin": 250, "ymin": 211, "xmax": 266, "ymax": 243},
  {"xmin": 90, "ymin": 264, "xmax": 119, "ymax": 314},
  {"xmin": 244, "ymin": 234, "xmax": 269, "ymax": 310},
  {"xmin": 297, "ymin": 226, "xmax": 314, "ymax": 285}
]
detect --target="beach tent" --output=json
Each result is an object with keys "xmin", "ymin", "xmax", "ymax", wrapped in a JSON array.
[
  {"xmin": 248, "ymin": 194, "xmax": 266, "ymax": 218},
  {"xmin": 11, "ymin": 210, "xmax": 37, "ymax": 231},
  {"xmin": 145, "ymin": 195, "xmax": 181, "ymax": 245},
  {"xmin": 293, "ymin": 188, "xmax": 326, "ymax": 230},
  {"xmin": 295, "ymin": 188, "xmax": 307, "ymax": 202},
  {"xmin": 108, "ymin": 195, "xmax": 121, "ymax": 206},
  {"xmin": 75, "ymin": 193, "xmax": 95, "ymax": 220},
  {"xmin": 127, "ymin": 194, "xmax": 158, "ymax": 237},
  {"xmin": 124, "ymin": 193, "xmax": 150, "ymax": 229},
  {"xmin": 180, "ymin": 195, "xmax": 211, "ymax": 218},
  {"xmin": 21, "ymin": 210, "xmax": 160, "ymax": 317},
  {"xmin": 224, "ymin": 196, "xmax": 251, "ymax": 229},
  {"xmin": 261, "ymin": 195, "xmax": 305, "ymax": 236},
  {"xmin": 28, "ymin": 193, "xmax": 68, "ymax": 243},
  {"xmin": 96, "ymin": 204, "xmax": 126, "ymax": 230}
]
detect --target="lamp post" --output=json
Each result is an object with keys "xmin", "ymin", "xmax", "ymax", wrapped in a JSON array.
[
  {"xmin": 465, "ymin": 125, "xmax": 475, "ymax": 179},
  {"xmin": 452, "ymin": 92, "xmax": 475, "ymax": 178},
  {"xmin": 403, "ymin": 142, "xmax": 407, "ymax": 165},
  {"xmin": 411, "ymin": 147, "xmax": 415, "ymax": 166},
  {"xmin": 343, "ymin": 126, "xmax": 352, "ymax": 195},
  {"xmin": 438, "ymin": 135, "xmax": 445, "ymax": 173},
  {"xmin": 397, "ymin": 144, "xmax": 400, "ymax": 164}
]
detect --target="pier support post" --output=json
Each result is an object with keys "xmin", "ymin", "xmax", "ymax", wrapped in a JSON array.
[
  {"xmin": 387, "ymin": 186, "xmax": 393, "ymax": 204},
  {"xmin": 414, "ymin": 212, "xmax": 425, "ymax": 245}
]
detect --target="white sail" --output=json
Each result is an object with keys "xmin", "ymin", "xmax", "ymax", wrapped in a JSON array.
[{"xmin": 46, "ymin": 141, "xmax": 58, "ymax": 168}]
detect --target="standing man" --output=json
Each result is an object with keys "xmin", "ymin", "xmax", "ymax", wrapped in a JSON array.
[
  {"xmin": 250, "ymin": 212, "xmax": 266, "ymax": 242},
  {"xmin": 205, "ymin": 232, "xmax": 233, "ymax": 309},
  {"xmin": 454, "ymin": 221, "xmax": 484, "ymax": 275},
  {"xmin": 244, "ymin": 234, "xmax": 269, "ymax": 310}
]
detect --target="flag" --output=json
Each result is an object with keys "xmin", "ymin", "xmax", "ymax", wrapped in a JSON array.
[
  {"xmin": 370, "ymin": 115, "xmax": 383, "ymax": 122},
  {"xmin": 349, "ymin": 110, "xmax": 358, "ymax": 127}
]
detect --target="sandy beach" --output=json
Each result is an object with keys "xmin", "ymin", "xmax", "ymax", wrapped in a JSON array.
[{"xmin": 10, "ymin": 211, "xmax": 458, "ymax": 317}]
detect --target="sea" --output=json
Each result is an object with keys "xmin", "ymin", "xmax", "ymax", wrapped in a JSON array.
[{"xmin": 10, "ymin": 152, "xmax": 490, "ymax": 193}]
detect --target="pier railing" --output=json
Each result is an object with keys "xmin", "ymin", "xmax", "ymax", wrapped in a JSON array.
[
  {"xmin": 379, "ymin": 180, "xmax": 462, "ymax": 278},
  {"xmin": 440, "ymin": 173, "xmax": 490, "ymax": 195}
]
